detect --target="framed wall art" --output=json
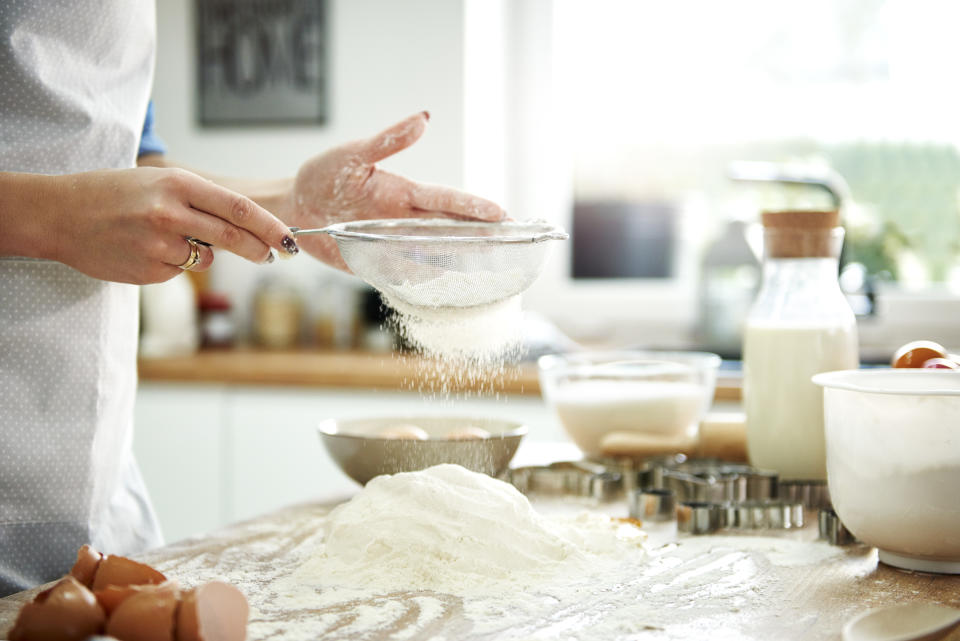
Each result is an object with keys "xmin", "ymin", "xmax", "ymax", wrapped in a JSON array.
[{"xmin": 196, "ymin": 0, "xmax": 327, "ymax": 126}]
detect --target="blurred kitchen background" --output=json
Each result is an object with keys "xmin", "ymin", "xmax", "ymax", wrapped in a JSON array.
[{"xmin": 137, "ymin": 0, "xmax": 960, "ymax": 541}]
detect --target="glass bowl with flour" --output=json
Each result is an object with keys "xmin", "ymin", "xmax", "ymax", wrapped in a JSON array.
[{"xmin": 538, "ymin": 351, "xmax": 720, "ymax": 458}]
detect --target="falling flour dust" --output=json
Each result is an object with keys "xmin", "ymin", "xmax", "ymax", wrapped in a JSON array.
[{"xmin": 380, "ymin": 269, "xmax": 528, "ymax": 393}]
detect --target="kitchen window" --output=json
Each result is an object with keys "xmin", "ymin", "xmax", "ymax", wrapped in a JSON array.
[{"xmin": 465, "ymin": 0, "xmax": 960, "ymax": 357}]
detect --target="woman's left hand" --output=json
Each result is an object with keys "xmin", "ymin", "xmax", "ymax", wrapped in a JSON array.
[{"xmin": 281, "ymin": 112, "xmax": 506, "ymax": 269}]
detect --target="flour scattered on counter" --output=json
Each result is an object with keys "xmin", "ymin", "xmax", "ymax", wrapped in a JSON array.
[
  {"xmin": 708, "ymin": 535, "xmax": 846, "ymax": 567},
  {"xmin": 124, "ymin": 463, "xmax": 880, "ymax": 641}
]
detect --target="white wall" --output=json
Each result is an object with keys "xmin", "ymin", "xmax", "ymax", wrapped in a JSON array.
[
  {"xmin": 154, "ymin": 0, "xmax": 467, "ymax": 181},
  {"xmin": 152, "ymin": 0, "xmax": 475, "ymax": 333}
]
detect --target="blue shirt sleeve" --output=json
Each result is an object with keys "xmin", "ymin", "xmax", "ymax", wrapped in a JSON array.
[{"xmin": 137, "ymin": 100, "xmax": 167, "ymax": 157}]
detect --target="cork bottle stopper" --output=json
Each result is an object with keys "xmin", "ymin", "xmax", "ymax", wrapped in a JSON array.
[{"xmin": 761, "ymin": 210, "xmax": 841, "ymax": 258}]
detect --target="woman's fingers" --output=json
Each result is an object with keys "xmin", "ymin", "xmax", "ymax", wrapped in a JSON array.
[
  {"xmin": 164, "ymin": 237, "xmax": 215, "ymax": 272},
  {"xmin": 357, "ymin": 111, "xmax": 430, "ymax": 165},
  {"xmin": 407, "ymin": 179, "xmax": 506, "ymax": 222},
  {"xmin": 179, "ymin": 208, "xmax": 276, "ymax": 264},
  {"xmin": 176, "ymin": 171, "xmax": 299, "ymax": 258}
]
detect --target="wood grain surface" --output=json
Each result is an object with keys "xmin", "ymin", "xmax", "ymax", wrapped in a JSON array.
[
  {"xmin": 138, "ymin": 349, "xmax": 543, "ymax": 395},
  {"xmin": 137, "ymin": 349, "xmax": 744, "ymax": 400},
  {"xmin": 3, "ymin": 498, "xmax": 958, "ymax": 641}
]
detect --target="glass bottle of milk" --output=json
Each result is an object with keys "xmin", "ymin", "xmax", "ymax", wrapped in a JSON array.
[{"xmin": 742, "ymin": 210, "xmax": 858, "ymax": 480}]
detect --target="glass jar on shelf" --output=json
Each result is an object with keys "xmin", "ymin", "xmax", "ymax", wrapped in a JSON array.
[
  {"xmin": 198, "ymin": 291, "xmax": 236, "ymax": 349},
  {"xmin": 252, "ymin": 277, "xmax": 304, "ymax": 349}
]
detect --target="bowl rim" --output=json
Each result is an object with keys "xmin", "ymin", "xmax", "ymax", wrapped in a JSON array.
[
  {"xmin": 537, "ymin": 350, "xmax": 722, "ymax": 371},
  {"xmin": 813, "ymin": 368, "xmax": 960, "ymax": 396},
  {"xmin": 317, "ymin": 416, "xmax": 529, "ymax": 440},
  {"xmin": 323, "ymin": 218, "xmax": 568, "ymax": 245}
]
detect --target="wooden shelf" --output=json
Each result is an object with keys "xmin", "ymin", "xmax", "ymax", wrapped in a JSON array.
[
  {"xmin": 138, "ymin": 349, "xmax": 542, "ymax": 395},
  {"xmin": 138, "ymin": 348, "xmax": 742, "ymax": 400}
]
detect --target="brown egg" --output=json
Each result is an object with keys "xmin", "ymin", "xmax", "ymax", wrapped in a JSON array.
[
  {"xmin": 8, "ymin": 576, "xmax": 106, "ymax": 641},
  {"xmin": 891, "ymin": 340, "xmax": 947, "ymax": 368},
  {"xmin": 445, "ymin": 426, "xmax": 491, "ymax": 440},
  {"xmin": 69, "ymin": 544, "xmax": 104, "ymax": 588},
  {"xmin": 105, "ymin": 584, "xmax": 179, "ymax": 641},
  {"xmin": 91, "ymin": 554, "xmax": 166, "ymax": 591},
  {"xmin": 377, "ymin": 424, "xmax": 429, "ymax": 440},
  {"xmin": 95, "ymin": 580, "xmax": 179, "ymax": 618},
  {"xmin": 176, "ymin": 581, "xmax": 249, "ymax": 641}
]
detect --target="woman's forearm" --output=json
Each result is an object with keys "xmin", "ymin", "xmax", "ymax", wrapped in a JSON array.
[{"xmin": 0, "ymin": 172, "xmax": 63, "ymax": 260}]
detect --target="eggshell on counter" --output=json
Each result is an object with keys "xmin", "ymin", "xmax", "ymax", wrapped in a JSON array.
[
  {"xmin": 94, "ymin": 580, "xmax": 180, "ymax": 618},
  {"xmin": 177, "ymin": 581, "xmax": 249, "ymax": 641},
  {"xmin": 105, "ymin": 584, "xmax": 179, "ymax": 641},
  {"xmin": 91, "ymin": 554, "xmax": 167, "ymax": 591},
  {"xmin": 8, "ymin": 576, "xmax": 106, "ymax": 641},
  {"xmin": 69, "ymin": 544, "xmax": 104, "ymax": 588}
]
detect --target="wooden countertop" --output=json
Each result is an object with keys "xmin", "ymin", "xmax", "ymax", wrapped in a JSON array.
[
  {"xmin": 3, "ymin": 497, "xmax": 957, "ymax": 640},
  {"xmin": 138, "ymin": 349, "xmax": 742, "ymax": 400}
]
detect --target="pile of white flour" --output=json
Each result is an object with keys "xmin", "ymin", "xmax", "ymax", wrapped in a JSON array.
[{"xmin": 288, "ymin": 464, "xmax": 646, "ymax": 596}]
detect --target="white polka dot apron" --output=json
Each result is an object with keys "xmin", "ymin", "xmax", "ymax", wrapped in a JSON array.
[{"xmin": 0, "ymin": 0, "xmax": 163, "ymax": 595}]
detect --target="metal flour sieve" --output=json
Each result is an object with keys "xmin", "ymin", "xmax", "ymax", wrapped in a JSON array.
[{"xmin": 291, "ymin": 219, "xmax": 568, "ymax": 308}]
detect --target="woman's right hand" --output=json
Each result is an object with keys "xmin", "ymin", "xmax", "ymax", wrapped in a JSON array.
[{"xmin": 0, "ymin": 167, "xmax": 299, "ymax": 284}]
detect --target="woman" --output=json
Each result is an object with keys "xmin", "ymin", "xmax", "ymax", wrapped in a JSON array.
[{"xmin": 0, "ymin": 1, "xmax": 503, "ymax": 595}]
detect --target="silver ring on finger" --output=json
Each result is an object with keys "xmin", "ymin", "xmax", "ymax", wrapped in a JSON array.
[{"xmin": 177, "ymin": 237, "xmax": 202, "ymax": 271}]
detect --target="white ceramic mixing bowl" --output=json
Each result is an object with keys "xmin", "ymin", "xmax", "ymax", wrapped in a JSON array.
[{"xmin": 813, "ymin": 369, "xmax": 960, "ymax": 573}]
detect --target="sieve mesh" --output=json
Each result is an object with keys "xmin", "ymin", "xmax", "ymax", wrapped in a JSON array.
[{"xmin": 322, "ymin": 219, "xmax": 568, "ymax": 308}]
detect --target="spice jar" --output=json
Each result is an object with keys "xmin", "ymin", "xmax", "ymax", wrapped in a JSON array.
[
  {"xmin": 252, "ymin": 278, "xmax": 303, "ymax": 349},
  {"xmin": 198, "ymin": 291, "xmax": 236, "ymax": 349},
  {"xmin": 742, "ymin": 210, "xmax": 859, "ymax": 480}
]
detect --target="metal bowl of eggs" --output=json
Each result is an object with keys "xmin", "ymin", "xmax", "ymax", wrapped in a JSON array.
[{"xmin": 318, "ymin": 416, "xmax": 527, "ymax": 485}]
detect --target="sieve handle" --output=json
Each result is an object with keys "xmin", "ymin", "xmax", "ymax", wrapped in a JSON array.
[{"xmin": 288, "ymin": 226, "xmax": 333, "ymax": 236}]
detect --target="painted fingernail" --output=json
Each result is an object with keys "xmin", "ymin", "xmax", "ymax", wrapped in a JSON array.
[
  {"xmin": 422, "ymin": 110, "xmax": 430, "ymax": 121},
  {"xmin": 263, "ymin": 250, "xmax": 275, "ymax": 264},
  {"xmin": 281, "ymin": 235, "xmax": 299, "ymax": 255}
]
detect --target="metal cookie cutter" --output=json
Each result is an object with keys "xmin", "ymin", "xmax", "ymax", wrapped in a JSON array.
[
  {"xmin": 507, "ymin": 461, "xmax": 622, "ymax": 501},
  {"xmin": 724, "ymin": 500, "xmax": 805, "ymax": 529},
  {"xmin": 677, "ymin": 501, "xmax": 723, "ymax": 534},
  {"xmin": 630, "ymin": 488, "xmax": 677, "ymax": 524},
  {"xmin": 818, "ymin": 507, "xmax": 857, "ymax": 545},
  {"xmin": 777, "ymin": 480, "xmax": 832, "ymax": 510},
  {"xmin": 593, "ymin": 454, "xmax": 687, "ymax": 495},
  {"xmin": 661, "ymin": 460, "xmax": 779, "ymax": 504}
]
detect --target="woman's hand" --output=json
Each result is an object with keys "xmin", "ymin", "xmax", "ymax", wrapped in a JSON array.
[
  {"xmin": 0, "ymin": 167, "xmax": 299, "ymax": 284},
  {"xmin": 281, "ymin": 112, "xmax": 506, "ymax": 269}
]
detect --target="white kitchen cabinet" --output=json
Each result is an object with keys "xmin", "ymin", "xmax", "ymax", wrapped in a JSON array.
[
  {"xmin": 132, "ymin": 383, "xmax": 228, "ymax": 544},
  {"xmin": 134, "ymin": 383, "xmax": 563, "ymax": 542}
]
